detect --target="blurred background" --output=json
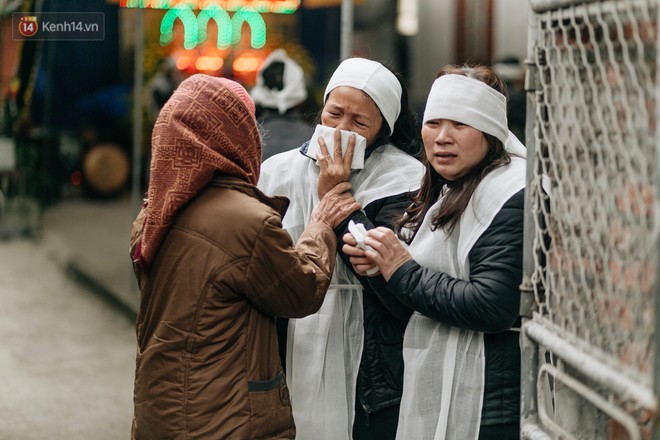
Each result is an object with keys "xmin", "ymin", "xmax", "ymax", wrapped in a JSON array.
[
  {"xmin": 0, "ymin": 1, "xmax": 529, "ymax": 438},
  {"xmin": 0, "ymin": 0, "xmax": 528, "ymax": 212},
  {"xmin": 0, "ymin": 0, "xmax": 530, "ymax": 324}
]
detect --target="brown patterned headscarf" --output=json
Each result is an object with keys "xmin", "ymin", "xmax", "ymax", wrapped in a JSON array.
[{"xmin": 132, "ymin": 74, "xmax": 261, "ymax": 271}]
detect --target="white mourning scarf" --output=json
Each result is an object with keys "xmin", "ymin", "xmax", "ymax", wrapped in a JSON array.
[
  {"xmin": 258, "ymin": 59, "xmax": 422, "ymax": 439},
  {"xmin": 395, "ymin": 74, "xmax": 527, "ymax": 440}
]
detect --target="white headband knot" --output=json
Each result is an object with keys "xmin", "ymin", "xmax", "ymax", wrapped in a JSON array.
[
  {"xmin": 423, "ymin": 74, "xmax": 508, "ymax": 144},
  {"xmin": 324, "ymin": 58, "xmax": 402, "ymax": 135}
]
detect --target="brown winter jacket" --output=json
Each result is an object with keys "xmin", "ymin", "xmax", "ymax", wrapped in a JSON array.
[{"xmin": 131, "ymin": 175, "xmax": 336, "ymax": 439}]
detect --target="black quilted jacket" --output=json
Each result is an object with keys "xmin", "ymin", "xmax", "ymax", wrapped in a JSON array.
[
  {"xmin": 385, "ymin": 189, "xmax": 525, "ymax": 427},
  {"xmin": 335, "ymin": 191, "xmax": 415, "ymax": 416}
]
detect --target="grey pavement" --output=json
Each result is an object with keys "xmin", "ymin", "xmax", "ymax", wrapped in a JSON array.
[
  {"xmin": 0, "ymin": 195, "xmax": 140, "ymax": 439},
  {"xmin": 40, "ymin": 195, "xmax": 141, "ymax": 317}
]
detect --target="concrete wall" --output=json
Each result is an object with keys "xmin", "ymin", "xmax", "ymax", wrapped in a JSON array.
[
  {"xmin": 408, "ymin": 0, "xmax": 529, "ymax": 108},
  {"xmin": 354, "ymin": 0, "xmax": 399, "ymax": 68},
  {"xmin": 493, "ymin": 0, "xmax": 529, "ymax": 61},
  {"xmin": 409, "ymin": 0, "xmax": 456, "ymax": 109}
]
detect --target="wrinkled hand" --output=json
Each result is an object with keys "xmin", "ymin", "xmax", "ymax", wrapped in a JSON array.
[
  {"xmin": 345, "ymin": 227, "xmax": 412, "ymax": 281},
  {"xmin": 317, "ymin": 127, "xmax": 355, "ymax": 200},
  {"xmin": 311, "ymin": 182, "xmax": 361, "ymax": 229},
  {"xmin": 342, "ymin": 233, "xmax": 381, "ymax": 277}
]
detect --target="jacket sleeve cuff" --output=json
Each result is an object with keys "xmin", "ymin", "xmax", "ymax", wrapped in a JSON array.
[
  {"xmin": 305, "ymin": 220, "xmax": 338, "ymax": 246},
  {"xmin": 333, "ymin": 209, "xmax": 369, "ymax": 237}
]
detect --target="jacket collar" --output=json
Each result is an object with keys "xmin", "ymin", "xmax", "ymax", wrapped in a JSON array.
[{"xmin": 210, "ymin": 174, "xmax": 290, "ymax": 217}]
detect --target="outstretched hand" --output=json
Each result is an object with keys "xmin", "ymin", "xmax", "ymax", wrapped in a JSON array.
[
  {"xmin": 311, "ymin": 182, "xmax": 361, "ymax": 229},
  {"xmin": 317, "ymin": 127, "xmax": 355, "ymax": 200}
]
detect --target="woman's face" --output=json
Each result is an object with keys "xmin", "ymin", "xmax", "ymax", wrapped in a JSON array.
[
  {"xmin": 422, "ymin": 119, "xmax": 489, "ymax": 181},
  {"xmin": 322, "ymin": 86, "xmax": 384, "ymax": 146}
]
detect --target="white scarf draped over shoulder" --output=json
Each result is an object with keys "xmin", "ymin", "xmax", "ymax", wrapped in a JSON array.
[{"xmin": 259, "ymin": 145, "xmax": 424, "ymax": 440}]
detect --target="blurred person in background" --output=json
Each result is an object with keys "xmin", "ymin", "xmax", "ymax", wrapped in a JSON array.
[
  {"xmin": 128, "ymin": 74, "xmax": 360, "ymax": 439},
  {"xmin": 343, "ymin": 65, "xmax": 526, "ymax": 440},
  {"xmin": 145, "ymin": 56, "xmax": 184, "ymax": 123},
  {"xmin": 250, "ymin": 49, "xmax": 314, "ymax": 162},
  {"xmin": 259, "ymin": 57, "xmax": 424, "ymax": 440}
]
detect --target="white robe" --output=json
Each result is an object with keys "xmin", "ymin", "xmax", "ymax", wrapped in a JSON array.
[{"xmin": 259, "ymin": 145, "xmax": 424, "ymax": 439}]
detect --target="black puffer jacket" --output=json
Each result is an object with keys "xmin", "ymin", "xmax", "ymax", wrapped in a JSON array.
[
  {"xmin": 384, "ymin": 189, "xmax": 524, "ymax": 427},
  {"xmin": 335, "ymin": 191, "xmax": 414, "ymax": 415}
]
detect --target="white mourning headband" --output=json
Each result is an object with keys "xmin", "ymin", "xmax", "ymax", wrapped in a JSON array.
[
  {"xmin": 423, "ymin": 74, "xmax": 509, "ymax": 144},
  {"xmin": 324, "ymin": 58, "xmax": 402, "ymax": 135}
]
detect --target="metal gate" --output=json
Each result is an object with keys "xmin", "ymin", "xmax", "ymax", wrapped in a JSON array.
[{"xmin": 521, "ymin": 0, "xmax": 659, "ymax": 438}]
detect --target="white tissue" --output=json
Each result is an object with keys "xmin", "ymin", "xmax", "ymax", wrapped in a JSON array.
[
  {"xmin": 305, "ymin": 124, "xmax": 367, "ymax": 169},
  {"xmin": 347, "ymin": 220, "xmax": 379, "ymax": 275}
]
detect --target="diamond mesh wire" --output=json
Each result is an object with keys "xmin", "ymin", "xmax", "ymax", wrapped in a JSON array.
[{"xmin": 530, "ymin": 0, "xmax": 658, "ymax": 387}]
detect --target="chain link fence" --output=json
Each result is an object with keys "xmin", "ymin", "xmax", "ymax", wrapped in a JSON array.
[{"xmin": 521, "ymin": 0, "xmax": 659, "ymax": 438}]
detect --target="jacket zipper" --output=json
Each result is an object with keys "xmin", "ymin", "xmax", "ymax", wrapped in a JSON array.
[{"xmin": 362, "ymin": 402, "xmax": 371, "ymax": 427}]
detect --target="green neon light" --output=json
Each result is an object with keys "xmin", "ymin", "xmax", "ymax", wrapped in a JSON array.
[
  {"xmin": 198, "ymin": 4, "xmax": 232, "ymax": 49},
  {"xmin": 120, "ymin": 0, "xmax": 300, "ymax": 14},
  {"xmin": 160, "ymin": 6, "xmax": 199, "ymax": 49},
  {"xmin": 158, "ymin": 5, "xmax": 267, "ymax": 50},
  {"xmin": 231, "ymin": 8, "xmax": 266, "ymax": 49}
]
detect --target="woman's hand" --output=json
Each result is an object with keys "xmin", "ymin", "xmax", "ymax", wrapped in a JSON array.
[
  {"xmin": 317, "ymin": 127, "xmax": 355, "ymax": 200},
  {"xmin": 342, "ymin": 233, "xmax": 381, "ymax": 277},
  {"xmin": 311, "ymin": 182, "xmax": 361, "ymax": 229},
  {"xmin": 347, "ymin": 227, "xmax": 412, "ymax": 281}
]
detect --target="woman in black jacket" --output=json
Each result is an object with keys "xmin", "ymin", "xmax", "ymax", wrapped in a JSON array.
[{"xmin": 343, "ymin": 64, "xmax": 526, "ymax": 440}]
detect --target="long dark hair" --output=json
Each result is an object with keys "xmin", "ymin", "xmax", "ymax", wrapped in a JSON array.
[
  {"xmin": 318, "ymin": 62, "xmax": 422, "ymax": 157},
  {"xmin": 397, "ymin": 64, "xmax": 511, "ymax": 241},
  {"xmin": 372, "ymin": 69, "xmax": 421, "ymax": 157}
]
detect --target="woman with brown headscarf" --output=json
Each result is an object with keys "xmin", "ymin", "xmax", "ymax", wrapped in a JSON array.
[{"xmin": 129, "ymin": 74, "xmax": 360, "ymax": 439}]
